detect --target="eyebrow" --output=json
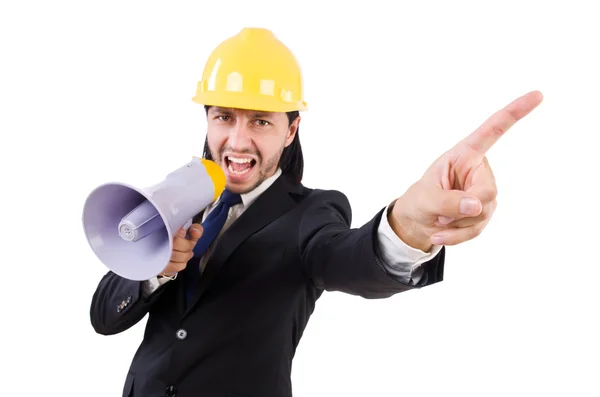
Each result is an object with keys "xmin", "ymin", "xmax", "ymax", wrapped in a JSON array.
[
  {"xmin": 211, "ymin": 107, "xmax": 233, "ymax": 114},
  {"xmin": 211, "ymin": 107, "xmax": 274, "ymax": 118},
  {"xmin": 251, "ymin": 112, "xmax": 273, "ymax": 118}
]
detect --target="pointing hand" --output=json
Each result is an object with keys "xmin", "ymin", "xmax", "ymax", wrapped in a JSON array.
[{"xmin": 389, "ymin": 90, "xmax": 544, "ymax": 251}]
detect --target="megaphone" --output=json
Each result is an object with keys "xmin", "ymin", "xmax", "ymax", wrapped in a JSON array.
[{"xmin": 82, "ymin": 157, "xmax": 226, "ymax": 281}]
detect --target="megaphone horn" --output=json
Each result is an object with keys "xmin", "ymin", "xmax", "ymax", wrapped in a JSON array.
[{"xmin": 82, "ymin": 157, "xmax": 226, "ymax": 281}]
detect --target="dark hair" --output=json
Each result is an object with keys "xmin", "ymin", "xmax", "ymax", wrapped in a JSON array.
[{"xmin": 202, "ymin": 105, "xmax": 304, "ymax": 184}]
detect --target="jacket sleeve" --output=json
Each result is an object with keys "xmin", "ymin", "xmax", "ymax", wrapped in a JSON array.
[
  {"xmin": 299, "ymin": 189, "xmax": 445, "ymax": 299},
  {"xmin": 90, "ymin": 270, "xmax": 169, "ymax": 335}
]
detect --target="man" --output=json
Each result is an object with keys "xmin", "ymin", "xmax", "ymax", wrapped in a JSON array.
[{"xmin": 90, "ymin": 27, "xmax": 543, "ymax": 397}]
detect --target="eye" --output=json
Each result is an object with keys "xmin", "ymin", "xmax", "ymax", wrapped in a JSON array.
[
  {"xmin": 255, "ymin": 119, "xmax": 271, "ymax": 126},
  {"xmin": 216, "ymin": 115, "xmax": 231, "ymax": 122}
]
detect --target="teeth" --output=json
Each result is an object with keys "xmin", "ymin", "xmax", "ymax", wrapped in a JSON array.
[
  {"xmin": 228, "ymin": 157, "xmax": 252, "ymax": 164},
  {"xmin": 228, "ymin": 163, "xmax": 252, "ymax": 175}
]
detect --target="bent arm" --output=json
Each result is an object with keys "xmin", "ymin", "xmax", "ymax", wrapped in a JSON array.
[
  {"xmin": 90, "ymin": 271, "xmax": 169, "ymax": 335},
  {"xmin": 299, "ymin": 190, "xmax": 445, "ymax": 299}
]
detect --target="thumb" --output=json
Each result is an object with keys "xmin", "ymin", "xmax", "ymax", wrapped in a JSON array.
[
  {"xmin": 434, "ymin": 190, "xmax": 483, "ymax": 219},
  {"xmin": 187, "ymin": 224, "xmax": 204, "ymax": 244}
]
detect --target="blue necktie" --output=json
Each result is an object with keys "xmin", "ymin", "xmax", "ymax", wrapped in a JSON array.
[{"xmin": 185, "ymin": 189, "xmax": 242, "ymax": 304}]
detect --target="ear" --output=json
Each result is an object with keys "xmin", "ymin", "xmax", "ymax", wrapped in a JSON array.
[{"xmin": 284, "ymin": 115, "xmax": 301, "ymax": 147}]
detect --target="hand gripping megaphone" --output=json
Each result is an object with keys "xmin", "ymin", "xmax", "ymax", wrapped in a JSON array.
[{"xmin": 82, "ymin": 157, "xmax": 226, "ymax": 281}]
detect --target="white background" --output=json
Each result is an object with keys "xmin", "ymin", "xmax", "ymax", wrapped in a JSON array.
[{"xmin": 1, "ymin": 0, "xmax": 599, "ymax": 396}]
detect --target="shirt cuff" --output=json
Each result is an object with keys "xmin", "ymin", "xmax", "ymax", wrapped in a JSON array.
[
  {"xmin": 376, "ymin": 204, "xmax": 443, "ymax": 281},
  {"xmin": 142, "ymin": 276, "xmax": 171, "ymax": 298}
]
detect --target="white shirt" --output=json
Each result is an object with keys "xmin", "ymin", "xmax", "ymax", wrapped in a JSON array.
[{"xmin": 143, "ymin": 168, "xmax": 442, "ymax": 296}]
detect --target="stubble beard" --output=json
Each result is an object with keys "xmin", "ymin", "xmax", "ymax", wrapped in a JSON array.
[{"xmin": 211, "ymin": 145, "xmax": 283, "ymax": 195}]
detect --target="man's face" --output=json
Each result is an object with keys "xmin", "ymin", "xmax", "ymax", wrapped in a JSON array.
[{"xmin": 206, "ymin": 107, "xmax": 299, "ymax": 194}]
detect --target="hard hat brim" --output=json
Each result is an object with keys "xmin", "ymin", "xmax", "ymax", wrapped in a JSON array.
[{"xmin": 192, "ymin": 90, "xmax": 307, "ymax": 113}]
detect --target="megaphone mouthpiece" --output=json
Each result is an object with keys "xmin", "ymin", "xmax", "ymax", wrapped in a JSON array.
[
  {"xmin": 118, "ymin": 200, "xmax": 164, "ymax": 242},
  {"xmin": 82, "ymin": 156, "xmax": 226, "ymax": 281}
]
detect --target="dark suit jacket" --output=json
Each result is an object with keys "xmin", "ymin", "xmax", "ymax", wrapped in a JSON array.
[{"xmin": 90, "ymin": 174, "xmax": 445, "ymax": 397}]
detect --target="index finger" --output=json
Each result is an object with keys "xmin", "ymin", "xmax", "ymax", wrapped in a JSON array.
[
  {"xmin": 186, "ymin": 224, "xmax": 203, "ymax": 244},
  {"xmin": 460, "ymin": 90, "xmax": 543, "ymax": 154}
]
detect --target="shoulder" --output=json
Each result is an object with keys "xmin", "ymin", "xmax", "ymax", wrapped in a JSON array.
[
  {"xmin": 294, "ymin": 184, "xmax": 353, "ymax": 224},
  {"xmin": 280, "ymin": 174, "xmax": 352, "ymax": 218},
  {"xmin": 295, "ymin": 181, "xmax": 351, "ymax": 206},
  {"xmin": 307, "ymin": 188, "xmax": 350, "ymax": 206}
]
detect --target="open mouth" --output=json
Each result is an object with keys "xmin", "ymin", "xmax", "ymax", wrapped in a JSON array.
[{"xmin": 225, "ymin": 156, "xmax": 257, "ymax": 175}]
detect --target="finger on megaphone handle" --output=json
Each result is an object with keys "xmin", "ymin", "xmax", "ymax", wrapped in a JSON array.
[
  {"xmin": 173, "ymin": 235, "xmax": 198, "ymax": 255},
  {"xmin": 187, "ymin": 223, "xmax": 203, "ymax": 244},
  {"xmin": 171, "ymin": 249, "xmax": 193, "ymax": 264},
  {"xmin": 165, "ymin": 259, "xmax": 188, "ymax": 273}
]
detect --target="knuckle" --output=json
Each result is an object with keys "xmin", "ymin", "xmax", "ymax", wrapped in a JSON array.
[
  {"xmin": 461, "ymin": 227, "xmax": 477, "ymax": 241},
  {"xmin": 491, "ymin": 126, "xmax": 505, "ymax": 136},
  {"xmin": 491, "ymin": 118, "xmax": 507, "ymax": 136},
  {"xmin": 471, "ymin": 224, "xmax": 484, "ymax": 238},
  {"xmin": 489, "ymin": 186, "xmax": 498, "ymax": 199},
  {"xmin": 480, "ymin": 185, "xmax": 497, "ymax": 203},
  {"xmin": 483, "ymin": 200, "xmax": 497, "ymax": 219}
]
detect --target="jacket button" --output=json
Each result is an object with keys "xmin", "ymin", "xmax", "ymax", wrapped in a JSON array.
[
  {"xmin": 165, "ymin": 385, "xmax": 177, "ymax": 397},
  {"xmin": 176, "ymin": 329, "xmax": 187, "ymax": 340}
]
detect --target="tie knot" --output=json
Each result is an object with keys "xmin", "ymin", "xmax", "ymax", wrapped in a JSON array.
[{"xmin": 219, "ymin": 189, "xmax": 242, "ymax": 207}]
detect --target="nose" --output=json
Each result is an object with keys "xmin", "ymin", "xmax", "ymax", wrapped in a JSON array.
[{"xmin": 227, "ymin": 121, "xmax": 252, "ymax": 151}]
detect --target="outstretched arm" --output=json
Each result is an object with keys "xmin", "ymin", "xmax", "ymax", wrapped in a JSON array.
[
  {"xmin": 301, "ymin": 90, "xmax": 542, "ymax": 299},
  {"xmin": 299, "ymin": 189, "xmax": 444, "ymax": 299}
]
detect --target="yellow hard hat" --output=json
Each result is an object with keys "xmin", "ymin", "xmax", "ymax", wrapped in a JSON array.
[{"xmin": 192, "ymin": 27, "xmax": 307, "ymax": 113}]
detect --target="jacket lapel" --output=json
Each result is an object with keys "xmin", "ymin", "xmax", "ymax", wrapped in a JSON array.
[{"xmin": 182, "ymin": 175, "xmax": 303, "ymax": 317}]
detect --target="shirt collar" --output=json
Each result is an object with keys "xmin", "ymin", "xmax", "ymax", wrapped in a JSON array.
[{"xmin": 240, "ymin": 167, "xmax": 282, "ymax": 208}]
